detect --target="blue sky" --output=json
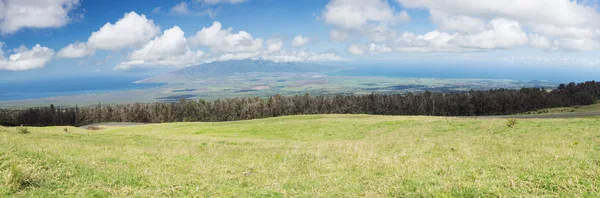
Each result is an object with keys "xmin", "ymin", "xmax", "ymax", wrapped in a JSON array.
[{"xmin": 1, "ymin": 0, "xmax": 600, "ymax": 82}]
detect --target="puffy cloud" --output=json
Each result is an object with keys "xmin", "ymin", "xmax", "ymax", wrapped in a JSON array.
[
  {"xmin": 216, "ymin": 52, "xmax": 261, "ymax": 61},
  {"xmin": 258, "ymin": 50, "xmax": 341, "ymax": 62},
  {"xmin": 329, "ymin": 29, "xmax": 351, "ymax": 42},
  {"xmin": 392, "ymin": 19, "xmax": 528, "ymax": 52},
  {"xmin": 0, "ymin": 0, "xmax": 80, "ymax": 34},
  {"xmin": 323, "ymin": 0, "xmax": 409, "ymax": 30},
  {"xmin": 397, "ymin": 0, "xmax": 600, "ymax": 29},
  {"xmin": 551, "ymin": 38, "xmax": 600, "ymax": 51},
  {"xmin": 450, "ymin": 19, "xmax": 528, "ymax": 49},
  {"xmin": 291, "ymin": 35, "xmax": 310, "ymax": 47},
  {"xmin": 200, "ymin": 0, "xmax": 247, "ymax": 5},
  {"xmin": 115, "ymin": 26, "xmax": 204, "ymax": 70},
  {"xmin": 170, "ymin": 2, "xmax": 191, "ymax": 15},
  {"xmin": 430, "ymin": 11, "xmax": 485, "ymax": 34},
  {"xmin": 394, "ymin": 31, "xmax": 459, "ymax": 52},
  {"xmin": 369, "ymin": 43, "xmax": 392, "ymax": 53},
  {"xmin": 266, "ymin": 39, "xmax": 283, "ymax": 53},
  {"xmin": 189, "ymin": 21, "xmax": 263, "ymax": 53},
  {"xmin": 396, "ymin": 0, "xmax": 600, "ymax": 51},
  {"xmin": 56, "ymin": 42, "xmax": 93, "ymax": 58},
  {"xmin": 529, "ymin": 34, "xmax": 552, "ymax": 49},
  {"xmin": 0, "ymin": 44, "xmax": 55, "ymax": 71},
  {"xmin": 347, "ymin": 44, "xmax": 365, "ymax": 55},
  {"xmin": 87, "ymin": 12, "xmax": 160, "ymax": 51},
  {"xmin": 365, "ymin": 23, "xmax": 398, "ymax": 43}
]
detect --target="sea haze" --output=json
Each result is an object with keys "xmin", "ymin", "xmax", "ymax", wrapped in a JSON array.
[
  {"xmin": 0, "ymin": 76, "xmax": 164, "ymax": 101},
  {"xmin": 330, "ymin": 63, "xmax": 600, "ymax": 83}
]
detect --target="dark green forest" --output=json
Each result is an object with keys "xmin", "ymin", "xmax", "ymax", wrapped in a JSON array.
[{"xmin": 1, "ymin": 81, "xmax": 599, "ymax": 127}]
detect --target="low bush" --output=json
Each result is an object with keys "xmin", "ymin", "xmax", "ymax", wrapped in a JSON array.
[
  {"xmin": 4, "ymin": 164, "xmax": 35, "ymax": 192},
  {"xmin": 506, "ymin": 119, "xmax": 517, "ymax": 128},
  {"xmin": 16, "ymin": 126, "xmax": 30, "ymax": 134}
]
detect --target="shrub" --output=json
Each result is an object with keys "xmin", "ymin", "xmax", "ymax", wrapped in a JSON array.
[
  {"xmin": 16, "ymin": 126, "xmax": 30, "ymax": 134},
  {"xmin": 506, "ymin": 119, "xmax": 517, "ymax": 128},
  {"xmin": 4, "ymin": 164, "xmax": 34, "ymax": 192}
]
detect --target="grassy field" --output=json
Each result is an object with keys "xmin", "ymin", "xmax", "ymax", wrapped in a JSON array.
[
  {"xmin": 520, "ymin": 103, "xmax": 600, "ymax": 115},
  {"xmin": 1, "ymin": 115, "xmax": 599, "ymax": 197}
]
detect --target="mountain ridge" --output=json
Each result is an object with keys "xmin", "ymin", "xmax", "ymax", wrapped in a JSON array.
[{"xmin": 137, "ymin": 60, "xmax": 338, "ymax": 83}]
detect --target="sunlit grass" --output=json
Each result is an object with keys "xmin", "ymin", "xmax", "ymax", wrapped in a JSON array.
[
  {"xmin": 1, "ymin": 115, "xmax": 599, "ymax": 197},
  {"xmin": 521, "ymin": 102, "xmax": 600, "ymax": 115}
]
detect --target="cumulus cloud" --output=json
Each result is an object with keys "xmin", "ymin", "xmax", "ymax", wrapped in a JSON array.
[
  {"xmin": 170, "ymin": 2, "xmax": 191, "ymax": 15},
  {"xmin": 291, "ymin": 35, "xmax": 310, "ymax": 47},
  {"xmin": 59, "ymin": 11, "xmax": 160, "ymax": 59},
  {"xmin": 369, "ymin": 43, "xmax": 392, "ymax": 53},
  {"xmin": 216, "ymin": 52, "xmax": 261, "ymax": 61},
  {"xmin": 396, "ymin": 0, "xmax": 600, "ymax": 51},
  {"xmin": 56, "ymin": 42, "xmax": 93, "ymax": 58},
  {"xmin": 258, "ymin": 50, "xmax": 342, "ymax": 62},
  {"xmin": 450, "ymin": 19, "xmax": 528, "ymax": 49},
  {"xmin": 391, "ymin": 19, "xmax": 528, "ymax": 52},
  {"xmin": 0, "ymin": 0, "xmax": 81, "ymax": 34},
  {"xmin": 0, "ymin": 44, "xmax": 55, "ymax": 71},
  {"xmin": 189, "ymin": 21, "xmax": 263, "ymax": 53},
  {"xmin": 329, "ymin": 29, "xmax": 351, "ymax": 42},
  {"xmin": 397, "ymin": 0, "xmax": 600, "ymax": 28},
  {"xmin": 347, "ymin": 44, "xmax": 365, "ymax": 55},
  {"xmin": 87, "ymin": 12, "xmax": 160, "ymax": 51},
  {"xmin": 115, "ymin": 26, "xmax": 204, "ymax": 70},
  {"xmin": 323, "ymin": 0, "xmax": 409, "ymax": 30},
  {"xmin": 266, "ymin": 39, "xmax": 283, "ymax": 53}
]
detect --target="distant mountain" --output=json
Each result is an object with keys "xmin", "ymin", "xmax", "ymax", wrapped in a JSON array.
[{"xmin": 138, "ymin": 60, "xmax": 338, "ymax": 83}]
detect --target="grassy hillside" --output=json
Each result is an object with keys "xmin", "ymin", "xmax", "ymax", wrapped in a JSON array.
[
  {"xmin": 1, "ymin": 115, "xmax": 599, "ymax": 197},
  {"xmin": 520, "ymin": 103, "xmax": 600, "ymax": 115}
]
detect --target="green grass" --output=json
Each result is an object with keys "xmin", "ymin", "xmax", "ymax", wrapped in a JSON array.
[
  {"xmin": 1, "ymin": 115, "xmax": 600, "ymax": 197},
  {"xmin": 520, "ymin": 102, "xmax": 600, "ymax": 115}
]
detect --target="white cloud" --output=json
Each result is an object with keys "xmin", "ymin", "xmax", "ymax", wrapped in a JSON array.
[
  {"xmin": 167, "ymin": 2, "xmax": 218, "ymax": 18},
  {"xmin": 369, "ymin": 43, "xmax": 392, "ymax": 53},
  {"xmin": 216, "ymin": 52, "xmax": 261, "ymax": 61},
  {"xmin": 189, "ymin": 21, "xmax": 263, "ymax": 53},
  {"xmin": 397, "ymin": 0, "xmax": 600, "ymax": 29},
  {"xmin": 0, "ymin": 44, "xmax": 55, "ymax": 71},
  {"xmin": 258, "ymin": 50, "xmax": 341, "ymax": 62},
  {"xmin": 323, "ymin": 0, "xmax": 409, "ymax": 30},
  {"xmin": 200, "ymin": 0, "xmax": 247, "ymax": 5},
  {"xmin": 115, "ymin": 26, "xmax": 204, "ymax": 70},
  {"xmin": 430, "ymin": 11, "xmax": 485, "ymax": 34},
  {"xmin": 170, "ymin": 2, "xmax": 191, "ymax": 15},
  {"xmin": 365, "ymin": 23, "xmax": 398, "ymax": 43},
  {"xmin": 56, "ymin": 42, "xmax": 94, "ymax": 58},
  {"xmin": 329, "ymin": 29, "xmax": 351, "ymax": 42},
  {"xmin": 87, "ymin": 12, "xmax": 160, "ymax": 51},
  {"xmin": 347, "ymin": 44, "xmax": 365, "ymax": 55},
  {"xmin": 291, "ymin": 35, "xmax": 310, "ymax": 47},
  {"xmin": 551, "ymin": 38, "xmax": 600, "ymax": 51},
  {"xmin": 394, "ymin": 31, "xmax": 459, "ymax": 52},
  {"xmin": 266, "ymin": 39, "xmax": 283, "ymax": 53},
  {"xmin": 529, "ymin": 34, "xmax": 551, "ymax": 49},
  {"xmin": 0, "ymin": 0, "xmax": 81, "ymax": 34},
  {"xmin": 396, "ymin": 0, "xmax": 600, "ymax": 51},
  {"xmin": 450, "ymin": 19, "xmax": 528, "ymax": 49}
]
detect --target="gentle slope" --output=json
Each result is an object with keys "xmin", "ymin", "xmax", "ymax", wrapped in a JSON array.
[{"xmin": 1, "ymin": 115, "xmax": 599, "ymax": 197}]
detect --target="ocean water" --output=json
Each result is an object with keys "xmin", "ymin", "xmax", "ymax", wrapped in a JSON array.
[{"xmin": 0, "ymin": 76, "xmax": 164, "ymax": 101}]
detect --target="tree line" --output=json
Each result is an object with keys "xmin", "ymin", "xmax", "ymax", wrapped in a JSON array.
[{"xmin": 1, "ymin": 81, "xmax": 599, "ymax": 127}]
